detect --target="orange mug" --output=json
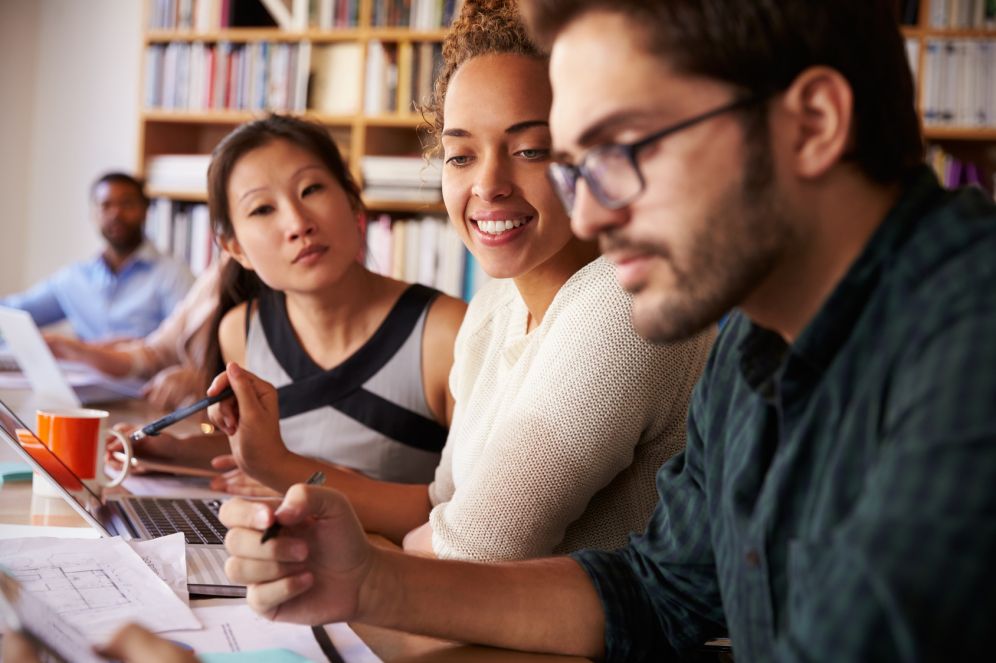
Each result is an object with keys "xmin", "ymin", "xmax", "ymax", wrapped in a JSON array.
[{"xmin": 36, "ymin": 408, "xmax": 133, "ymax": 493}]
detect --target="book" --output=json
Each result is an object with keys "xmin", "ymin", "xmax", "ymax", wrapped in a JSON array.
[{"xmin": 310, "ymin": 43, "xmax": 363, "ymax": 114}]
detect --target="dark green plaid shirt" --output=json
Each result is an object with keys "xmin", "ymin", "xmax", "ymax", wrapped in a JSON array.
[{"xmin": 573, "ymin": 167, "xmax": 996, "ymax": 661}]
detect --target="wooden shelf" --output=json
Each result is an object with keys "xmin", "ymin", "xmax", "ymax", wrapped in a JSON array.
[
  {"xmin": 142, "ymin": 109, "xmax": 435, "ymax": 129},
  {"xmin": 917, "ymin": 27, "xmax": 996, "ymax": 38},
  {"xmin": 145, "ymin": 27, "xmax": 448, "ymax": 44},
  {"xmin": 923, "ymin": 126, "xmax": 996, "ymax": 141},
  {"xmin": 142, "ymin": 109, "xmax": 356, "ymax": 126},
  {"xmin": 147, "ymin": 188, "xmax": 208, "ymax": 202},
  {"xmin": 365, "ymin": 28, "xmax": 448, "ymax": 41},
  {"xmin": 146, "ymin": 188, "xmax": 446, "ymax": 214}
]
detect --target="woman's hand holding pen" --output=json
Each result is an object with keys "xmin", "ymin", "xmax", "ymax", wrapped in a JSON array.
[
  {"xmin": 220, "ymin": 484, "xmax": 375, "ymax": 625},
  {"xmin": 208, "ymin": 363, "xmax": 293, "ymax": 483},
  {"xmin": 105, "ymin": 424, "xmax": 179, "ymax": 473}
]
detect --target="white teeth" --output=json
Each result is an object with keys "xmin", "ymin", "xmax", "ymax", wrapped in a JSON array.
[{"xmin": 475, "ymin": 218, "xmax": 528, "ymax": 235}]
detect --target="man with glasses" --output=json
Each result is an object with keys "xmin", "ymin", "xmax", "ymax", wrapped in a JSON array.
[
  {"xmin": 0, "ymin": 172, "xmax": 193, "ymax": 342},
  {"xmin": 215, "ymin": 0, "xmax": 996, "ymax": 660}
]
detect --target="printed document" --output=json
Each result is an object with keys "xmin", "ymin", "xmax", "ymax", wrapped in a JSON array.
[{"xmin": 0, "ymin": 535, "xmax": 200, "ymax": 643}]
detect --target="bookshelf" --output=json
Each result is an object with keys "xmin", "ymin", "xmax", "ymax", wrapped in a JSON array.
[
  {"xmin": 138, "ymin": 0, "xmax": 486, "ymax": 300},
  {"xmin": 900, "ymin": 0, "xmax": 996, "ymax": 194}
]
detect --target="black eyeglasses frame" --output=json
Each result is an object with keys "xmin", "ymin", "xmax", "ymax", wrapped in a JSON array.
[{"xmin": 548, "ymin": 95, "xmax": 765, "ymax": 212}]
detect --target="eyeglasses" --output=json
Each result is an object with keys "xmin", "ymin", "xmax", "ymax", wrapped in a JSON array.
[{"xmin": 547, "ymin": 96, "xmax": 763, "ymax": 213}]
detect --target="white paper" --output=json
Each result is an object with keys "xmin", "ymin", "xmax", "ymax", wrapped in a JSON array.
[
  {"xmin": 0, "ymin": 536, "xmax": 201, "ymax": 643},
  {"xmin": 0, "ymin": 571, "xmax": 105, "ymax": 663},
  {"xmin": 172, "ymin": 599, "xmax": 381, "ymax": 662},
  {"xmin": 126, "ymin": 532, "xmax": 189, "ymax": 605}
]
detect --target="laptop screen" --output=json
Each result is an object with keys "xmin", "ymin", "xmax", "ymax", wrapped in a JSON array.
[{"xmin": 0, "ymin": 400, "xmax": 112, "ymax": 534}]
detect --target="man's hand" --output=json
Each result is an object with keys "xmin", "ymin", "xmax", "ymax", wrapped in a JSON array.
[
  {"xmin": 142, "ymin": 365, "xmax": 208, "ymax": 410},
  {"xmin": 207, "ymin": 363, "xmax": 291, "ymax": 479},
  {"xmin": 220, "ymin": 484, "xmax": 376, "ymax": 625},
  {"xmin": 42, "ymin": 332, "xmax": 88, "ymax": 362}
]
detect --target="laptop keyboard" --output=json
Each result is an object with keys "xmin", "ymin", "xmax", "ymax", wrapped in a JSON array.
[{"xmin": 130, "ymin": 497, "xmax": 227, "ymax": 545}]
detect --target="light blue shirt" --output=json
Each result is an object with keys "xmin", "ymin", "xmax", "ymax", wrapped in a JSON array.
[{"xmin": 0, "ymin": 241, "xmax": 194, "ymax": 341}]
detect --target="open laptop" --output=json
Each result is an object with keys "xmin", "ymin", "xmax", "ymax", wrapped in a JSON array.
[
  {"xmin": 0, "ymin": 306, "xmax": 144, "ymax": 407},
  {"xmin": 0, "ymin": 399, "xmax": 244, "ymax": 597}
]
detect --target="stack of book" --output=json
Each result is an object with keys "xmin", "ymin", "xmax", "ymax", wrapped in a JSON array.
[
  {"xmin": 149, "ymin": 0, "xmax": 279, "ymax": 31},
  {"xmin": 928, "ymin": 0, "xmax": 996, "ymax": 28},
  {"xmin": 362, "ymin": 156, "xmax": 442, "ymax": 203},
  {"xmin": 921, "ymin": 39, "xmax": 996, "ymax": 128},
  {"xmin": 145, "ymin": 155, "xmax": 212, "ymax": 194},
  {"xmin": 363, "ymin": 41, "xmax": 443, "ymax": 115},
  {"xmin": 927, "ymin": 145, "xmax": 995, "ymax": 199},
  {"xmin": 364, "ymin": 214, "xmax": 488, "ymax": 301},
  {"xmin": 145, "ymin": 41, "xmax": 309, "ymax": 112},
  {"xmin": 311, "ymin": 0, "xmax": 361, "ymax": 28},
  {"xmin": 310, "ymin": 43, "xmax": 363, "ymax": 115},
  {"xmin": 371, "ymin": 0, "xmax": 461, "ymax": 28},
  {"xmin": 146, "ymin": 199, "xmax": 218, "ymax": 276}
]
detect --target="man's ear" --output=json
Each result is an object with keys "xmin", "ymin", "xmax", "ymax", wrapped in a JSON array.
[
  {"xmin": 219, "ymin": 234, "xmax": 253, "ymax": 271},
  {"xmin": 779, "ymin": 66, "xmax": 854, "ymax": 179}
]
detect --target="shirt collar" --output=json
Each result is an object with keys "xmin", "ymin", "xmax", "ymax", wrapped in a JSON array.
[
  {"xmin": 96, "ymin": 240, "xmax": 160, "ymax": 273},
  {"xmin": 739, "ymin": 166, "xmax": 944, "ymax": 393}
]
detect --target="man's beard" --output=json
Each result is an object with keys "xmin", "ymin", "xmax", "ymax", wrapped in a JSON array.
[
  {"xmin": 626, "ymin": 136, "xmax": 793, "ymax": 344},
  {"xmin": 104, "ymin": 225, "xmax": 145, "ymax": 255}
]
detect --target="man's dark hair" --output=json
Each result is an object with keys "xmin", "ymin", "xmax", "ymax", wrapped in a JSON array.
[
  {"xmin": 521, "ymin": 0, "xmax": 923, "ymax": 184},
  {"xmin": 90, "ymin": 171, "xmax": 149, "ymax": 205}
]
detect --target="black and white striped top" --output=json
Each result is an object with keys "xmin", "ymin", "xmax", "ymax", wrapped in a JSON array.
[{"xmin": 245, "ymin": 284, "xmax": 448, "ymax": 483}]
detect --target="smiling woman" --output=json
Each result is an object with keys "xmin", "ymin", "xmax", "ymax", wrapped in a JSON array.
[{"xmin": 402, "ymin": 0, "xmax": 717, "ymax": 561}]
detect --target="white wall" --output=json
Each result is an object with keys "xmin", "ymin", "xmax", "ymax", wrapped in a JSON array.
[
  {"xmin": 0, "ymin": 0, "xmax": 143, "ymax": 294},
  {"xmin": 0, "ymin": 1, "xmax": 40, "ymax": 294}
]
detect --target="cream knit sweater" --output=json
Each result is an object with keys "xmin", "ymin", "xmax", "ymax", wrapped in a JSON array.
[{"xmin": 428, "ymin": 257, "xmax": 715, "ymax": 561}]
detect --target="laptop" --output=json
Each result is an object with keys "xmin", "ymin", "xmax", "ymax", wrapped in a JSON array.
[
  {"xmin": 0, "ymin": 399, "xmax": 244, "ymax": 597},
  {"xmin": 0, "ymin": 306, "xmax": 144, "ymax": 407}
]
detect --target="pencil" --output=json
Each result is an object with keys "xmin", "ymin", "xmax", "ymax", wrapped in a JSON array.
[
  {"xmin": 260, "ymin": 470, "xmax": 327, "ymax": 543},
  {"xmin": 129, "ymin": 387, "xmax": 234, "ymax": 442}
]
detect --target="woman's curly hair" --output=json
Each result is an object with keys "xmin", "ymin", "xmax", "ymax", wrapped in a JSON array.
[{"xmin": 422, "ymin": 0, "xmax": 546, "ymax": 156}]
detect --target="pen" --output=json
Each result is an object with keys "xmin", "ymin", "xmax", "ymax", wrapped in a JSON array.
[
  {"xmin": 129, "ymin": 387, "xmax": 234, "ymax": 442},
  {"xmin": 260, "ymin": 470, "xmax": 326, "ymax": 544}
]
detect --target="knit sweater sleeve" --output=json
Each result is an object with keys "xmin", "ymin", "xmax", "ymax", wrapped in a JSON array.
[{"xmin": 429, "ymin": 259, "xmax": 713, "ymax": 561}]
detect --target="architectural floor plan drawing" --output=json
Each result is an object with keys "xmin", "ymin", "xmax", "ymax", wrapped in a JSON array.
[
  {"xmin": 11, "ymin": 557, "xmax": 132, "ymax": 612},
  {"xmin": 0, "ymin": 535, "xmax": 200, "ymax": 642}
]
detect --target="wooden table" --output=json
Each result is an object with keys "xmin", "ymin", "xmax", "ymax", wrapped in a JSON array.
[{"xmin": 0, "ymin": 388, "xmax": 585, "ymax": 662}]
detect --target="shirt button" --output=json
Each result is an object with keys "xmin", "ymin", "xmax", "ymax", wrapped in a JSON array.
[{"xmin": 745, "ymin": 549, "xmax": 761, "ymax": 568}]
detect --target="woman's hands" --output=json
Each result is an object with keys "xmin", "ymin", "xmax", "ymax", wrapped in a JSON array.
[
  {"xmin": 402, "ymin": 522, "xmax": 437, "ymax": 557},
  {"xmin": 105, "ymin": 423, "xmax": 180, "ymax": 473},
  {"xmin": 210, "ymin": 454, "xmax": 282, "ymax": 496},
  {"xmin": 208, "ymin": 363, "xmax": 293, "ymax": 486}
]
